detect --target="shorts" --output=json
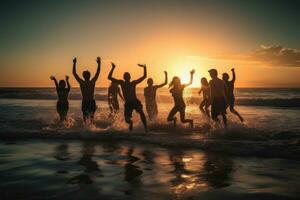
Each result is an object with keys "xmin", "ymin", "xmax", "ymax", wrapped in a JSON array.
[
  {"xmin": 124, "ymin": 100, "xmax": 143, "ymax": 118},
  {"xmin": 57, "ymin": 101, "xmax": 69, "ymax": 112},
  {"xmin": 211, "ymin": 97, "xmax": 226, "ymax": 119},
  {"xmin": 82, "ymin": 100, "xmax": 96, "ymax": 116}
]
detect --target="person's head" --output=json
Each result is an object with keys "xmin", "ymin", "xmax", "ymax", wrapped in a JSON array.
[
  {"xmin": 169, "ymin": 76, "xmax": 181, "ymax": 88},
  {"xmin": 201, "ymin": 77, "xmax": 209, "ymax": 86},
  {"xmin": 58, "ymin": 80, "xmax": 66, "ymax": 88},
  {"xmin": 208, "ymin": 69, "xmax": 218, "ymax": 79},
  {"xmin": 222, "ymin": 73, "xmax": 229, "ymax": 81},
  {"xmin": 123, "ymin": 72, "xmax": 131, "ymax": 81},
  {"xmin": 83, "ymin": 70, "xmax": 91, "ymax": 81},
  {"xmin": 147, "ymin": 78, "xmax": 153, "ymax": 86}
]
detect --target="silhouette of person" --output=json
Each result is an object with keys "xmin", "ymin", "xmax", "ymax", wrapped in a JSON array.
[
  {"xmin": 72, "ymin": 57, "xmax": 101, "ymax": 124},
  {"xmin": 208, "ymin": 69, "xmax": 227, "ymax": 127},
  {"xmin": 167, "ymin": 70, "xmax": 195, "ymax": 128},
  {"xmin": 144, "ymin": 71, "xmax": 168, "ymax": 120},
  {"xmin": 222, "ymin": 68, "xmax": 244, "ymax": 122},
  {"xmin": 198, "ymin": 77, "xmax": 211, "ymax": 118},
  {"xmin": 50, "ymin": 75, "xmax": 70, "ymax": 122},
  {"xmin": 108, "ymin": 81, "xmax": 124, "ymax": 114},
  {"xmin": 108, "ymin": 62, "xmax": 148, "ymax": 132}
]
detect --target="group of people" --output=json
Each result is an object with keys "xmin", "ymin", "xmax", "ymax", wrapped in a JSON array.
[{"xmin": 50, "ymin": 57, "xmax": 243, "ymax": 132}]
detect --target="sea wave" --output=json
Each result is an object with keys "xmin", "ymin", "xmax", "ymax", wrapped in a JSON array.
[{"xmin": 1, "ymin": 88, "xmax": 300, "ymax": 107}]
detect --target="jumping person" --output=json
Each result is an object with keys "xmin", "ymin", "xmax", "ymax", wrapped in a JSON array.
[
  {"xmin": 108, "ymin": 62, "xmax": 148, "ymax": 132},
  {"xmin": 222, "ymin": 68, "xmax": 244, "ymax": 122},
  {"xmin": 208, "ymin": 69, "xmax": 227, "ymax": 127},
  {"xmin": 167, "ymin": 69, "xmax": 195, "ymax": 128},
  {"xmin": 144, "ymin": 71, "xmax": 168, "ymax": 120},
  {"xmin": 50, "ymin": 75, "xmax": 71, "ymax": 122},
  {"xmin": 198, "ymin": 77, "xmax": 211, "ymax": 117},
  {"xmin": 108, "ymin": 80, "xmax": 124, "ymax": 114},
  {"xmin": 72, "ymin": 57, "xmax": 101, "ymax": 124}
]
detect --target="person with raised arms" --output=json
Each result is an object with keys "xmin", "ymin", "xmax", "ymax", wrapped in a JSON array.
[
  {"xmin": 72, "ymin": 57, "xmax": 101, "ymax": 124},
  {"xmin": 108, "ymin": 62, "xmax": 148, "ymax": 132},
  {"xmin": 50, "ymin": 75, "xmax": 71, "ymax": 122},
  {"xmin": 167, "ymin": 69, "xmax": 195, "ymax": 128},
  {"xmin": 222, "ymin": 68, "xmax": 244, "ymax": 122},
  {"xmin": 144, "ymin": 71, "xmax": 168, "ymax": 120},
  {"xmin": 208, "ymin": 69, "xmax": 228, "ymax": 127}
]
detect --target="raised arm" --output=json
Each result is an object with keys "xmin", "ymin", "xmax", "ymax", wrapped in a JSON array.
[
  {"xmin": 50, "ymin": 76, "xmax": 59, "ymax": 88},
  {"xmin": 91, "ymin": 57, "xmax": 101, "ymax": 82},
  {"xmin": 184, "ymin": 69, "xmax": 195, "ymax": 88},
  {"xmin": 65, "ymin": 75, "xmax": 71, "ymax": 91},
  {"xmin": 108, "ymin": 62, "xmax": 123, "ymax": 84},
  {"xmin": 155, "ymin": 71, "xmax": 168, "ymax": 88},
  {"xmin": 231, "ymin": 68, "xmax": 236, "ymax": 82},
  {"xmin": 134, "ymin": 64, "xmax": 147, "ymax": 84},
  {"xmin": 72, "ymin": 57, "xmax": 83, "ymax": 83}
]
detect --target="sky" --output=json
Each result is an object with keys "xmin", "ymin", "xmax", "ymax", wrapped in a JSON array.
[{"xmin": 0, "ymin": 0, "xmax": 299, "ymax": 88}]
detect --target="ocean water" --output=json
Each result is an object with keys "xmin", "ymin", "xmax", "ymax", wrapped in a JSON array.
[
  {"xmin": 0, "ymin": 88, "xmax": 300, "ymax": 199},
  {"xmin": 1, "ymin": 87, "xmax": 300, "ymax": 134}
]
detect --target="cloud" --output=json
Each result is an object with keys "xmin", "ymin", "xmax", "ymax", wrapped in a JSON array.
[
  {"xmin": 250, "ymin": 45, "xmax": 300, "ymax": 67},
  {"xmin": 191, "ymin": 45, "xmax": 300, "ymax": 67}
]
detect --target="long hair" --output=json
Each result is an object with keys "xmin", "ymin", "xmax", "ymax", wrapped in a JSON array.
[{"xmin": 169, "ymin": 76, "xmax": 179, "ymax": 88}]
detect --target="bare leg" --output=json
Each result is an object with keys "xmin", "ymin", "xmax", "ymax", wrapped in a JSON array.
[
  {"xmin": 138, "ymin": 110, "xmax": 148, "ymax": 132},
  {"xmin": 167, "ymin": 106, "xmax": 178, "ymax": 127},
  {"xmin": 125, "ymin": 116, "xmax": 133, "ymax": 131},
  {"xmin": 221, "ymin": 113, "xmax": 227, "ymax": 128},
  {"xmin": 230, "ymin": 107, "xmax": 244, "ymax": 122},
  {"xmin": 199, "ymin": 100, "xmax": 206, "ymax": 114},
  {"xmin": 179, "ymin": 108, "xmax": 193, "ymax": 128},
  {"xmin": 205, "ymin": 106, "xmax": 210, "ymax": 118}
]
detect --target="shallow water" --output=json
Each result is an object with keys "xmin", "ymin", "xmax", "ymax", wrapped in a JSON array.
[{"xmin": 0, "ymin": 140, "xmax": 299, "ymax": 200}]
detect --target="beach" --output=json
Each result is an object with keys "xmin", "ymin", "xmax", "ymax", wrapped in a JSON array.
[{"xmin": 0, "ymin": 87, "xmax": 300, "ymax": 199}]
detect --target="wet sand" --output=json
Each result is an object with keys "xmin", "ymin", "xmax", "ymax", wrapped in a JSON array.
[{"xmin": 0, "ymin": 140, "xmax": 299, "ymax": 200}]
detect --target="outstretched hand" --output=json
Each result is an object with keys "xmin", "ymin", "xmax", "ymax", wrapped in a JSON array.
[
  {"xmin": 190, "ymin": 69, "xmax": 195, "ymax": 74},
  {"xmin": 96, "ymin": 57, "xmax": 101, "ymax": 64},
  {"xmin": 111, "ymin": 62, "xmax": 116, "ymax": 68},
  {"xmin": 164, "ymin": 71, "xmax": 168, "ymax": 76},
  {"xmin": 231, "ymin": 68, "xmax": 235, "ymax": 71},
  {"xmin": 73, "ymin": 57, "xmax": 77, "ymax": 64},
  {"xmin": 65, "ymin": 75, "xmax": 69, "ymax": 80},
  {"xmin": 50, "ymin": 76, "xmax": 55, "ymax": 80},
  {"xmin": 138, "ymin": 64, "xmax": 146, "ymax": 68}
]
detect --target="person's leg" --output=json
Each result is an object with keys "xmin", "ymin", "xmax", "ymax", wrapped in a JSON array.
[
  {"xmin": 146, "ymin": 103, "xmax": 153, "ymax": 121},
  {"xmin": 230, "ymin": 105, "xmax": 244, "ymax": 122},
  {"xmin": 221, "ymin": 112, "xmax": 227, "ymax": 128},
  {"xmin": 137, "ymin": 110, "xmax": 148, "ymax": 132},
  {"xmin": 153, "ymin": 103, "xmax": 158, "ymax": 120},
  {"xmin": 124, "ymin": 104, "xmax": 133, "ymax": 131},
  {"xmin": 167, "ymin": 106, "xmax": 178, "ymax": 126},
  {"xmin": 135, "ymin": 101, "xmax": 148, "ymax": 132},
  {"xmin": 89, "ymin": 100, "xmax": 97, "ymax": 125},
  {"xmin": 81, "ymin": 101, "xmax": 87, "ymax": 124},
  {"xmin": 211, "ymin": 100, "xmax": 219, "ymax": 122},
  {"xmin": 58, "ymin": 111, "xmax": 64, "ymax": 122},
  {"xmin": 205, "ymin": 101, "xmax": 211, "ymax": 118},
  {"xmin": 199, "ymin": 100, "xmax": 206, "ymax": 113},
  {"xmin": 179, "ymin": 107, "xmax": 193, "ymax": 128}
]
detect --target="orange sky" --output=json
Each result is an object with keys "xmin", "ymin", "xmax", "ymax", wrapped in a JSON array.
[{"xmin": 0, "ymin": 0, "xmax": 299, "ymax": 88}]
